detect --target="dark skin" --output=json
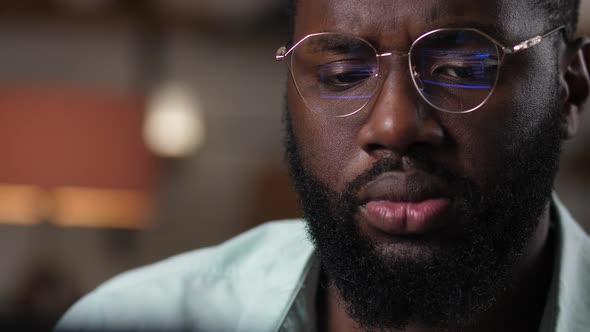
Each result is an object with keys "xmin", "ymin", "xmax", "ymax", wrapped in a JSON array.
[{"xmin": 287, "ymin": 0, "xmax": 590, "ymax": 331}]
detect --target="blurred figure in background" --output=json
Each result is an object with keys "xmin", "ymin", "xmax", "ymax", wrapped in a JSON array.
[{"xmin": 9, "ymin": 261, "xmax": 80, "ymax": 329}]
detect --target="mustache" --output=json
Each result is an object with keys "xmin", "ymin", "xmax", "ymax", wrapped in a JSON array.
[{"xmin": 340, "ymin": 154, "xmax": 476, "ymax": 205}]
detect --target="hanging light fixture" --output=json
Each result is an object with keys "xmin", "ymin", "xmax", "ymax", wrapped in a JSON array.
[{"xmin": 143, "ymin": 82, "xmax": 206, "ymax": 158}]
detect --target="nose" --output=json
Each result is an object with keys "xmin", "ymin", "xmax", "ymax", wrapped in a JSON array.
[{"xmin": 357, "ymin": 70, "xmax": 445, "ymax": 158}]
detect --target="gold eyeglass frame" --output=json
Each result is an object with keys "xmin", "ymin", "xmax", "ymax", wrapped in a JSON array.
[{"xmin": 276, "ymin": 25, "xmax": 565, "ymax": 117}]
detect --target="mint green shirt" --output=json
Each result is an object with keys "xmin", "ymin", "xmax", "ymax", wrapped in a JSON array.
[{"xmin": 57, "ymin": 196, "xmax": 590, "ymax": 331}]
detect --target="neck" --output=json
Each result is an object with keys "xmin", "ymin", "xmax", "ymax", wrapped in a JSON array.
[{"xmin": 319, "ymin": 204, "xmax": 556, "ymax": 332}]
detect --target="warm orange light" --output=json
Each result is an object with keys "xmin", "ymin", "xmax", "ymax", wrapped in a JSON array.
[
  {"xmin": 0, "ymin": 184, "xmax": 153, "ymax": 229},
  {"xmin": 52, "ymin": 187, "xmax": 154, "ymax": 229},
  {"xmin": 0, "ymin": 184, "xmax": 44, "ymax": 225}
]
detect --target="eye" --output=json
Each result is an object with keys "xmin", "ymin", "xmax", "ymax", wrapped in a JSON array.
[
  {"xmin": 429, "ymin": 58, "xmax": 498, "ymax": 83},
  {"xmin": 432, "ymin": 64, "xmax": 474, "ymax": 80},
  {"xmin": 318, "ymin": 61, "xmax": 374, "ymax": 89}
]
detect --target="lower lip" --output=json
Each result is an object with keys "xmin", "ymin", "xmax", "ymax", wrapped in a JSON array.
[{"xmin": 361, "ymin": 199, "xmax": 451, "ymax": 235}]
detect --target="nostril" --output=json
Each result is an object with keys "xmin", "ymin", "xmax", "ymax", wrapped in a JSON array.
[{"xmin": 366, "ymin": 143, "xmax": 384, "ymax": 152}]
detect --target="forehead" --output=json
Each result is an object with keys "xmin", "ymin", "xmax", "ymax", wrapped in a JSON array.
[{"xmin": 295, "ymin": 0, "xmax": 543, "ymax": 47}]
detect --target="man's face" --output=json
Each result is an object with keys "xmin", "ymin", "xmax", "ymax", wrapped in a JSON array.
[{"xmin": 285, "ymin": 0, "xmax": 566, "ymax": 330}]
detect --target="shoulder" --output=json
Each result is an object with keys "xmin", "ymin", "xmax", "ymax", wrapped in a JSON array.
[
  {"xmin": 98, "ymin": 219, "xmax": 311, "ymax": 290},
  {"xmin": 552, "ymin": 196, "xmax": 590, "ymax": 331},
  {"xmin": 56, "ymin": 219, "xmax": 314, "ymax": 332}
]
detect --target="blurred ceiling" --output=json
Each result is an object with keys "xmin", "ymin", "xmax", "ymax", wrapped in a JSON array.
[
  {"xmin": 0, "ymin": 0, "xmax": 588, "ymax": 34},
  {"xmin": 0, "ymin": 0, "xmax": 287, "ymax": 27}
]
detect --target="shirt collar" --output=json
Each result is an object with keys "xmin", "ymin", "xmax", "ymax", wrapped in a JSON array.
[{"xmin": 538, "ymin": 194, "xmax": 590, "ymax": 331}]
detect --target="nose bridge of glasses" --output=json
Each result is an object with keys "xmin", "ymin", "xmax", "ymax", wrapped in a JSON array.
[
  {"xmin": 372, "ymin": 50, "xmax": 423, "ymax": 112},
  {"xmin": 375, "ymin": 50, "xmax": 411, "ymax": 79},
  {"xmin": 374, "ymin": 50, "xmax": 413, "ymax": 86},
  {"xmin": 376, "ymin": 50, "xmax": 409, "ymax": 59},
  {"xmin": 377, "ymin": 51, "xmax": 409, "ymax": 75}
]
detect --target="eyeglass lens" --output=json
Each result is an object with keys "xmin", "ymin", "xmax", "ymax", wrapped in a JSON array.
[
  {"xmin": 410, "ymin": 30, "xmax": 500, "ymax": 113},
  {"xmin": 290, "ymin": 30, "xmax": 501, "ymax": 115},
  {"xmin": 291, "ymin": 34, "xmax": 380, "ymax": 117}
]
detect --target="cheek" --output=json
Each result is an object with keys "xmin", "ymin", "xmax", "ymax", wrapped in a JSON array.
[
  {"xmin": 492, "ymin": 50, "xmax": 559, "ymax": 144},
  {"xmin": 442, "ymin": 50, "xmax": 558, "ymax": 185},
  {"xmin": 288, "ymin": 82, "xmax": 365, "ymax": 192}
]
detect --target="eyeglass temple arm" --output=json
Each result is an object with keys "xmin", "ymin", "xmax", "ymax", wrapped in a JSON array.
[
  {"xmin": 276, "ymin": 35, "xmax": 315, "ymax": 61},
  {"xmin": 502, "ymin": 25, "xmax": 565, "ymax": 54},
  {"xmin": 276, "ymin": 46, "xmax": 288, "ymax": 61}
]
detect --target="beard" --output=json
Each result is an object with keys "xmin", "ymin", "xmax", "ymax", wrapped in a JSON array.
[{"xmin": 284, "ymin": 94, "xmax": 563, "ymax": 330}]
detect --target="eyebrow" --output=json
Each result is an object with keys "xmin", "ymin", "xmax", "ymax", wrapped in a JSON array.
[
  {"xmin": 303, "ymin": 33, "xmax": 377, "ymax": 54},
  {"xmin": 426, "ymin": 6, "xmax": 445, "ymax": 25}
]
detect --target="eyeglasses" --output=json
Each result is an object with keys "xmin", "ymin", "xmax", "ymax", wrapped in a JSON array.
[{"xmin": 276, "ymin": 26, "xmax": 564, "ymax": 117}]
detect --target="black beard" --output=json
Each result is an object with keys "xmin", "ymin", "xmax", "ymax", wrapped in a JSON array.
[{"xmin": 284, "ymin": 99, "xmax": 562, "ymax": 331}]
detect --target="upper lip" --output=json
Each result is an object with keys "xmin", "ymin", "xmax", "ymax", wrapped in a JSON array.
[{"xmin": 357, "ymin": 171, "xmax": 452, "ymax": 205}]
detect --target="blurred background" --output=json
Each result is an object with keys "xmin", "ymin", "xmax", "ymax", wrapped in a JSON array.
[{"xmin": 0, "ymin": 0, "xmax": 588, "ymax": 329}]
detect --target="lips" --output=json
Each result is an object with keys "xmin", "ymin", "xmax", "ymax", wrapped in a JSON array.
[{"xmin": 357, "ymin": 171, "xmax": 454, "ymax": 235}]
